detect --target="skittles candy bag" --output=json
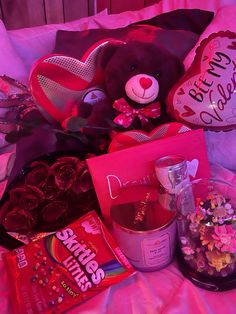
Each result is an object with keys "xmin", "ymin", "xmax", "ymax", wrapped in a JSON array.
[{"xmin": 3, "ymin": 210, "xmax": 135, "ymax": 313}]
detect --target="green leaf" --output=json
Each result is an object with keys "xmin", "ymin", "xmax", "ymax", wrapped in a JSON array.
[
  {"xmin": 65, "ymin": 116, "xmax": 87, "ymax": 132},
  {"xmin": 5, "ymin": 129, "xmax": 33, "ymax": 143}
]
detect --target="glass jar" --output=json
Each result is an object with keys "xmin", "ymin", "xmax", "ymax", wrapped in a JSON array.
[{"xmin": 176, "ymin": 178, "xmax": 236, "ymax": 284}]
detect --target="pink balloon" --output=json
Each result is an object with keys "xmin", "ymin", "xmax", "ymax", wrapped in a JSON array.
[{"xmin": 167, "ymin": 31, "xmax": 236, "ymax": 131}]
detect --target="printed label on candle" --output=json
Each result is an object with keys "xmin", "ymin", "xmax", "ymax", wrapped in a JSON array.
[{"xmin": 142, "ymin": 233, "xmax": 171, "ymax": 267}]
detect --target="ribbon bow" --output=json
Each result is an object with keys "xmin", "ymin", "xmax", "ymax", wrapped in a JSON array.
[{"xmin": 113, "ymin": 98, "xmax": 161, "ymax": 128}]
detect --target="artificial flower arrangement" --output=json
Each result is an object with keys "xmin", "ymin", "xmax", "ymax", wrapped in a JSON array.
[{"xmin": 179, "ymin": 190, "xmax": 236, "ymax": 277}]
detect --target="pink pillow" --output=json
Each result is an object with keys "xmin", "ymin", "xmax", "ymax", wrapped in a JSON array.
[
  {"xmin": 184, "ymin": 5, "xmax": 236, "ymax": 70},
  {"xmin": 8, "ymin": 10, "xmax": 108, "ymax": 74},
  {"xmin": 0, "ymin": 21, "xmax": 28, "ymax": 83}
]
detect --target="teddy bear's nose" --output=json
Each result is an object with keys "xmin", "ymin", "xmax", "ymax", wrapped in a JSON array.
[{"xmin": 139, "ymin": 77, "xmax": 152, "ymax": 90}]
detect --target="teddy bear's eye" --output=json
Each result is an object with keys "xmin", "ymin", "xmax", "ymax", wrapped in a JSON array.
[{"xmin": 130, "ymin": 64, "xmax": 137, "ymax": 72}]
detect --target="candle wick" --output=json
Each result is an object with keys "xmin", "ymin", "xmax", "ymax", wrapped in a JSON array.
[{"xmin": 134, "ymin": 192, "xmax": 151, "ymax": 224}]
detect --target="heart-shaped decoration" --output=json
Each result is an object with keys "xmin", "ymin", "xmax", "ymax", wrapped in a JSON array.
[
  {"xmin": 167, "ymin": 31, "xmax": 236, "ymax": 131},
  {"xmin": 182, "ymin": 105, "xmax": 196, "ymax": 117},
  {"xmin": 228, "ymin": 41, "xmax": 236, "ymax": 50},
  {"xmin": 177, "ymin": 88, "xmax": 185, "ymax": 95},
  {"xmin": 108, "ymin": 122, "xmax": 191, "ymax": 152},
  {"xmin": 30, "ymin": 40, "xmax": 124, "ymax": 124},
  {"xmin": 187, "ymin": 159, "xmax": 199, "ymax": 178}
]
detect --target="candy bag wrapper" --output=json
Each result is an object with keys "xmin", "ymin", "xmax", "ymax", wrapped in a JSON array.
[{"xmin": 3, "ymin": 210, "xmax": 135, "ymax": 313}]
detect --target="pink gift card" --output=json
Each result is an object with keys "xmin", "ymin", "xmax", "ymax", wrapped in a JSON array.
[{"xmin": 87, "ymin": 129, "xmax": 210, "ymax": 224}]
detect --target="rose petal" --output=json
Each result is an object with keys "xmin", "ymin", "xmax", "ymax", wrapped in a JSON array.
[
  {"xmin": 41, "ymin": 179, "xmax": 60, "ymax": 200},
  {"xmin": 80, "ymin": 169, "xmax": 93, "ymax": 192},
  {"xmin": 8, "ymin": 185, "xmax": 44, "ymax": 211},
  {"xmin": 3, "ymin": 209, "xmax": 36, "ymax": 232},
  {"xmin": 30, "ymin": 160, "xmax": 50, "ymax": 168},
  {"xmin": 73, "ymin": 169, "xmax": 93, "ymax": 194},
  {"xmin": 40, "ymin": 200, "xmax": 68, "ymax": 223},
  {"xmin": 76, "ymin": 160, "xmax": 87, "ymax": 175},
  {"xmin": 51, "ymin": 157, "xmax": 78, "ymax": 175},
  {"xmin": 26, "ymin": 185, "xmax": 45, "ymax": 200},
  {"xmin": 54, "ymin": 166, "xmax": 77, "ymax": 191},
  {"xmin": 26, "ymin": 161, "xmax": 50, "ymax": 187},
  {"xmin": 56, "ymin": 156, "xmax": 79, "ymax": 164}
]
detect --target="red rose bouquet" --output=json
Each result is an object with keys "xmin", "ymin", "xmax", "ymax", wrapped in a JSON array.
[
  {"xmin": 0, "ymin": 154, "xmax": 100, "ymax": 234},
  {"xmin": 0, "ymin": 75, "xmax": 105, "ymax": 243}
]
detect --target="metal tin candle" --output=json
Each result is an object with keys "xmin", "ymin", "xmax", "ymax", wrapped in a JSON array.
[{"xmin": 155, "ymin": 155, "xmax": 190, "ymax": 195}]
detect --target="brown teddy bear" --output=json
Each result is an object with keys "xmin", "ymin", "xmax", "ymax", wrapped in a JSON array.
[{"xmin": 96, "ymin": 40, "xmax": 185, "ymax": 133}]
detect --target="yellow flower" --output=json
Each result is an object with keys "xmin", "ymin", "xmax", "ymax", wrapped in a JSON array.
[{"xmin": 206, "ymin": 250, "xmax": 232, "ymax": 272}]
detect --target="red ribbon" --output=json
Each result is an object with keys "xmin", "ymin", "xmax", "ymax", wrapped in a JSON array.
[{"xmin": 113, "ymin": 98, "xmax": 161, "ymax": 128}]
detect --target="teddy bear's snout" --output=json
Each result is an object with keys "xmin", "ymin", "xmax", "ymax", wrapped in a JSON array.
[{"xmin": 125, "ymin": 74, "xmax": 159, "ymax": 104}]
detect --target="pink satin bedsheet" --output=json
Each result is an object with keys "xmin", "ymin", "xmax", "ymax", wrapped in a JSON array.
[{"xmin": 1, "ymin": 250, "xmax": 236, "ymax": 314}]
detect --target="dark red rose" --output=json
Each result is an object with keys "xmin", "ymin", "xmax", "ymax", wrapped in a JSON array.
[
  {"xmin": 76, "ymin": 160, "xmax": 87, "ymax": 174},
  {"xmin": 73, "ymin": 168, "xmax": 93, "ymax": 194},
  {"xmin": 52, "ymin": 156, "xmax": 79, "ymax": 169},
  {"xmin": 2, "ymin": 208, "xmax": 36, "ymax": 232},
  {"xmin": 51, "ymin": 157, "xmax": 79, "ymax": 191},
  {"xmin": 9, "ymin": 185, "xmax": 44, "ymax": 211},
  {"xmin": 54, "ymin": 164, "xmax": 77, "ymax": 190},
  {"xmin": 40, "ymin": 200, "xmax": 68, "ymax": 223},
  {"xmin": 41, "ymin": 178, "xmax": 61, "ymax": 200},
  {"xmin": 25, "ymin": 161, "xmax": 50, "ymax": 187}
]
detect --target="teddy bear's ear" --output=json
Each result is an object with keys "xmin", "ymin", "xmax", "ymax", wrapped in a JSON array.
[{"xmin": 97, "ymin": 41, "xmax": 126, "ymax": 68}]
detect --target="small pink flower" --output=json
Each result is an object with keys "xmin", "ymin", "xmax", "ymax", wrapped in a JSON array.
[
  {"xmin": 189, "ymin": 222, "xmax": 198, "ymax": 233},
  {"xmin": 188, "ymin": 212, "xmax": 204, "ymax": 234},
  {"xmin": 196, "ymin": 253, "xmax": 206, "ymax": 271},
  {"xmin": 182, "ymin": 246, "xmax": 194, "ymax": 255},
  {"xmin": 180, "ymin": 237, "xmax": 188, "ymax": 245},
  {"xmin": 212, "ymin": 225, "xmax": 236, "ymax": 253}
]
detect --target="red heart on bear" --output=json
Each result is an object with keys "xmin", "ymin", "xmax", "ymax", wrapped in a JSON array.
[{"xmin": 167, "ymin": 31, "xmax": 236, "ymax": 131}]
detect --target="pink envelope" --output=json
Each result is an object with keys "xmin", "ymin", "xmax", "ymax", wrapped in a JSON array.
[{"xmin": 87, "ymin": 129, "xmax": 210, "ymax": 224}]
